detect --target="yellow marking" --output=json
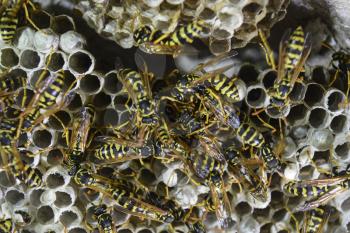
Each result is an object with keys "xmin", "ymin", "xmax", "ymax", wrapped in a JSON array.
[{"xmin": 289, "ymin": 43, "xmax": 304, "ymax": 51}]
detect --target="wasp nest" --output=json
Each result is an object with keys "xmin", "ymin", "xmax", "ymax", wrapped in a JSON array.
[{"xmin": 74, "ymin": 0, "xmax": 289, "ymax": 54}]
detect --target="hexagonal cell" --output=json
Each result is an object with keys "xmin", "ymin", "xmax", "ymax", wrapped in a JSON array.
[
  {"xmin": 5, "ymin": 189, "xmax": 25, "ymax": 206},
  {"xmin": 29, "ymin": 189, "xmax": 45, "ymax": 206},
  {"xmin": 289, "ymin": 82, "xmax": 306, "ymax": 102},
  {"xmin": 0, "ymin": 170, "xmax": 16, "ymax": 187},
  {"xmin": 270, "ymin": 190, "xmax": 284, "ymax": 208},
  {"xmin": 47, "ymin": 149, "xmax": 64, "ymax": 166},
  {"xmin": 31, "ymin": 10, "xmax": 51, "ymax": 29},
  {"xmin": 30, "ymin": 68, "xmax": 50, "ymax": 88},
  {"xmin": 92, "ymin": 92, "xmax": 112, "ymax": 110},
  {"xmin": 209, "ymin": 37, "xmax": 231, "ymax": 55},
  {"xmin": 100, "ymin": 108, "xmax": 119, "ymax": 127},
  {"xmin": 104, "ymin": 71, "xmax": 123, "ymax": 94},
  {"xmin": 113, "ymin": 94, "xmax": 132, "ymax": 112},
  {"xmin": 335, "ymin": 142, "xmax": 350, "ymax": 160},
  {"xmin": 298, "ymin": 165, "xmax": 315, "ymax": 180},
  {"xmin": 238, "ymin": 64, "xmax": 260, "ymax": 85},
  {"xmin": 47, "ymin": 110, "xmax": 71, "ymax": 130},
  {"xmin": 61, "ymin": 70, "xmax": 78, "ymax": 92},
  {"xmin": 68, "ymin": 50, "xmax": 95, "ymax": 75},
  {"xmin": 36, "ymin": 205, "xmax": 55, "ymax": 224},
  {"xmin": 20, "ymin": 49, "xmax": 42, "ymax": 70},
  {"xmin": 54, "ymin": 191, "xmax": 73, "ymax": 208},
  {"xmin": 261, "ymin": 69, "xmax": 277, "ymax": 89},
  {"xmin": 60, "ymin": 210, "xmax": 78, "ymax": 227},
  {"xmin": 0, "ymin": 47, "xmax": 19, "ymax": 68},
  {"xmin": 66, "ymin": 93, "xmax": 83, "ymax": 112},
  {"xmin": 79, "ymin": 74, "xmax": 101, "ymax": 94},
  {"xmin": 51, "ymin": 15, "xmax": 75, "ymax": 34},
  {"xmin": 242, "ymin": 2, "xmax": 264, "ymax": 19},
  {"xmin": 45, "ymin": 51, "xmax": 66, "ymax": 72},
  {"xmin": 308, "ymin": 107, "xmax": 329, "ymax": 129},
  {"xmin": 304, "ymin": 83, "xmax": 324, "ymax": 107},
  {"xmin": 246, "ymin": 86, "xmax": 267, "ymax": 108},
  {"xmin": 32, "ymin": 129, "xmax": 53, "ymax": 149},
  {"xmin": 325, "ymin": 89, "xmax": 346, "ymax": 112},
  {"xmin": 313, "ymin": 150, "xmax": 331, "ymax": 168},
  {"xmin": 310, "ymin": 129, "xmax": 334, "ymax": 151},
  {"xmin": 330, "ymin": 114, "xmax": 347, "ymax": 134},
  {"xmin": 286, "ymin": 104, "xmax": 308, "ymax": 126},
  {"xmin": 235, "ymin": 201, "xmax": 252, "ymax": 216},
  {"xmin": 45, "ymin": 172, "xmax": 65, "ymax": 189}
]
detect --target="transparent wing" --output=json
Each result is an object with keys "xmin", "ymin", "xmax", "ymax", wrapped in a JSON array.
[
  {"xmin": 295, "ymin": 186, "xmax": 345, "ymax": 212},
  {"xmin": 276, "ymin": 29, "xmax": 291, "ymax": 82}
]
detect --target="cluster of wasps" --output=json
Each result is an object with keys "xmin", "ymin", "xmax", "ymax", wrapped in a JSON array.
[{"xmin": 0, "ymin": 0, "xmax": 350, "ymax": 232}]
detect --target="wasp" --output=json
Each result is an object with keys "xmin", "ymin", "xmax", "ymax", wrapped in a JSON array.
[
  {"xmin": 74, "ymin": 167, "xmax": 174, "ymax": 223},
  {"xmin": 6, "ymin": 149, "xmax": 43, "ymax": 188},
  {"xmin": 207, "ymin": 171, "xmax": 234, "ymax": 229},
  {"xmin": 320, "ymin": 43, "xmax": 350, "ymax": 107},
  {"xmin": 159, "ymin": 51, "xmax": 237, "ymax": 105},
  {"xmin": 63, "ymin": 104, "xmax": 95, "ymax": 176},
  {"xmin": 92, "ymin": 135, "xmax": 155, "ymax": 164},
  {"xmin": 302, "ymin": 206, "xmax": 330, "ymax": 233},
  {"xmin": 0, "ymin": 121, "xmax": 42, "ymax": 188},
  {"xmin": 0, "ymin": 0, "xmax": 41, "ymax": 44},
  {"xmin": 133, "ymin": 19, "xmax": 205, "ymax": 57},
  {"xmin": 0, "ymin": 75, "xmax": 27, "ymax": 111},
  {"xmin": 224, "ymin": 146, "xmax": 268, "ymax": 202},
  {"xmin": 18, "ymin": 69, "xmax": 67, "ymax": 133},
  {"xmin": 283, "ymin": 175, "xmax": 350, "ymax": 211},
  {"xmin": 171, "ymin": 110, "xmax": 204, "ymax": 137},
  {"xmin": 199, "ymin": 88, "xmax": 282, "ymax": 173},
  {"xmin": 186, "ymin": 147, "xmax": 233, "ymax": 229},
  {"xmin": 92, "ymin": 204, "xmax": 115, "ymax": 233},
  {"xmin": 258, "ymin": 26, "xmax": 311, "ymax": 113},
  {"xmin": 117, "ymin": 68, "xmax": 158, "ymax": 126}
]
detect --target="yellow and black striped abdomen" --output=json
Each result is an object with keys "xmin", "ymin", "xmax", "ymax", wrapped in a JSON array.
[
  {"xmin": 284, "ymin": 181, "xmax": 331, "ymax": 198},
  {"xmin": 0, "ymin": 218, "xmax": 13, "ymax": 233},
  {"xmin": 210, "ymin": 74, "xmax": 240, "ymax": 102},
  {"xmin": 0, "ymin": 7, "xmax": 19, "ymax": 44},
  {"xmin": 304, "ymin": 207, "xmax": 326, "ymax": 233},
  {"xmin": 0, "ymin": 76, "xmax": 26, "ymax": 91},
  {"xmin": 94, "ymin": 143, "xmax": 129, "ymax": 161},
  {"xmin": 38, "ymin": 71, "xmax": 65, "ymax": 109},
  {"xmin": 284, "ymin": 26, "xmax": 305, "ymax": 71},
  {"xmin": 237, "ymin": 123, "xmax": 265, "ymax": 148},
  {"xmin": 10, "ymin": 159, "xmax": 43, "ymax": 188},
  {"xmin": 109, "ymin": 187, "xmax": 174, "ymax": 223},
  {"xmin": 161, "ymin": 20, "xmax": 204, "ymax": 46},
  {"xmin": 191, "ymin": 153, "xmax": 222, "ymax": 180}
]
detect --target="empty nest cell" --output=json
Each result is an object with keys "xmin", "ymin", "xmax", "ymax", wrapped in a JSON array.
[
  {"xmin": 32, "ymin": 129, "xmax": 53, "ymax": 149},
  {"xmin": 20, "ymin": 49, "xmax": 42, "ymax": 70},
  {"xmin": 0, "ymin": 47, "xmax": 19, "ymax": 68},
  {"xmin": 36, "ymin": 205, "xmax": 55, "ymax": 224},
  {"xmin": 45, "ymin": 172, "xmax": 66, "ymax": 189},
  {"xmin": 68, "ymin": 50, "xmax": 94, "ymax": 75},
  {"xmin": 104, "ymin": 72, "xmax": 123, "ymax": 94},
  {"xmin": 335, "ymin": 142, "xmax": 350, "ymax": 160},
  {"xmin": 79, "ymin": 74, "xmax": 101, "ymax": 94}
]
